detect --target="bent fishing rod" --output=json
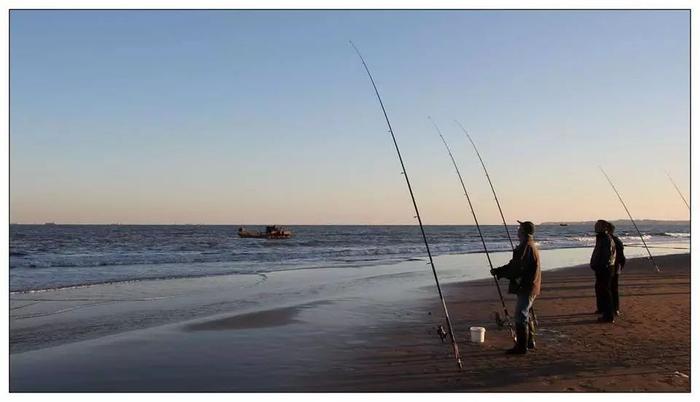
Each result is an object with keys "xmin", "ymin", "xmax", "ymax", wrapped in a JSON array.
[
  {"xmin": 430, "ymin": 117, "xmax": 516, "ymax": 341},
  {"xmin": 666, "ymin": 171, "xmax": 690, "ymax": 211},
  {"xmin": 350, "ymin": 41, "xmax": 463, "ymax": 370},
  {"xmin": 455, "ymin": 120, "xmax": 538, "ymax": 326},
  {"xmin": 600, "ymin": 167, "xmax": 661, "ymax": 273}
]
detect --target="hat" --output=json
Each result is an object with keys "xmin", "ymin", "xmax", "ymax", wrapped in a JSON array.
[
  {"xmin": 517, "ymin": 220, "xmax": 535, "ymax": 235},
  {"xmin": 594, "ymin": 219, "xmax": 607, "ymax": 233}
]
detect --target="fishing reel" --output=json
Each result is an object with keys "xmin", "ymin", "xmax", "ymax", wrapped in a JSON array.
[
  {"xmin": 436, "ymin": 325, "xmax": 448, "ymax": 343},
  {"xmin": 494, "ymin": 312, "xmax": 518, "ymax": 342},
  {"xmin": 493, "ymin": 311, "xmax": 512, "ymax": 329}
]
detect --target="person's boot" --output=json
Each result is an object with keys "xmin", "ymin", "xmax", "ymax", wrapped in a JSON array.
[
  {"xmin": 597, "ymin": 313, "xmax": 615, "ymax": 323},
  {"xmin": 527, "ymin": 320, "xmax": 536, "ymax": 350},
  {"xmin": 506, "ymin": 323, "xmax": 528, "ymax": 355}
]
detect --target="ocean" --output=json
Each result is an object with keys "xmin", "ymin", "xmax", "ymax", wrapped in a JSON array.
[{"xmin": 9, "ymin": 223, "xmax": 690, "ymax": 293}]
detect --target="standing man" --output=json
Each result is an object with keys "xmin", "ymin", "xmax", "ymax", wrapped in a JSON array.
[
  {"xmin": 607, "ymin": 222, "xmax": 626, "ymax": 316},
  {"xmin": 590, "ymin": 220, "xmax": 617, "ymax": 323},
  {"xmin": 491, "ymin": 221, "xmax": 541, "ymax": 355}
]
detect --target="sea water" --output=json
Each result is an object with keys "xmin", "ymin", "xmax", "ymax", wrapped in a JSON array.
[{"xmin": 10, "ymin": 223, "xmax": 690, "ymax": 293}]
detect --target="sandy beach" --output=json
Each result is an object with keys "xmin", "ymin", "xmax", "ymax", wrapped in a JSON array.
[
  {"xmin": 10, "ymin": 252, "xmax": 689, "ymax": 392},
  {"xmin": 322, "ymin": 253, "xmax": 691, "ymax": 392}
]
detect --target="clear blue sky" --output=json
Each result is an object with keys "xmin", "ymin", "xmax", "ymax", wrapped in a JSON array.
[{"xmin": 10, "ymin": 10, "xmax": 690, "ymax": 224}]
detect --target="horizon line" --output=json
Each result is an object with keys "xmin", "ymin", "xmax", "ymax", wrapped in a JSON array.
[{"xmin": 9, "ymin": 219, "xmax": 691, "ymax": 226}]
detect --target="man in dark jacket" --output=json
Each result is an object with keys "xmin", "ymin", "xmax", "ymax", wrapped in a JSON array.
[
  {"xmin": 590, "ymin": 220, "xmax": 617, "ymax": 323},
  {"xmin": 491, "ymin": 221, "xmax": 541, "ymax": 355},
  {"xmin": 607, "ymin": 222, "xmax": 626, "ymax": 316}
]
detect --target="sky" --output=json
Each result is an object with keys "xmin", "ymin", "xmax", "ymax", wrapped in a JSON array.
[{"xmin": 10, "ymin": 10, "xmax": 690, "ymax": 225}]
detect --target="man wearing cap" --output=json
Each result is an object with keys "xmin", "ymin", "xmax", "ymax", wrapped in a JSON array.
[{"xmin": 490, "ymin": 221, "xmax": 542, "ymax": 355}]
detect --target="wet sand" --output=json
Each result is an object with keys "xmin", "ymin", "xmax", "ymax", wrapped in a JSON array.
[
  {"xmin": 321, "ymin": 253, "xmax": 691, "ymax": 391},
  {"xmin": 184, "ymin": 301, "xmax": 332, "ymax": 331},
  {"xmin": 10, "ymin": 253, "xmax": 690, "ymax": 392}
]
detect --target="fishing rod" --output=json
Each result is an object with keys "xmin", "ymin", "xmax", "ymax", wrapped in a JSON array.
[
  {"xmin": 455, "ymin": 120, "xmax": 539, "ymax": 326},
  {"xmin": 429, "ymin": 117, "xmax": 516, "ymax": 341},
  {"xmin": 600, "ymin": 167, "xmax": 661, "ymax": 273},
  {"xmin": 455, "ymin": 120, "xmax": 515, "ymax": 250},
  {"xmin": 350, "ymin": 41, "xmax": 463, "ymax": 370},
  {"xmin": 666, "ymin": 171, "xmax": 690, "ymax": 211}
]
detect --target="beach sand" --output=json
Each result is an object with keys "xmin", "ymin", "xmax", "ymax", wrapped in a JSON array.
[
  {"xmin": 320, "ymin": 253, "xmax": 691, "ymax": 392},
  {"xmin": 10, "ymin": 253, "xmax": 690, "ymax": 392}
]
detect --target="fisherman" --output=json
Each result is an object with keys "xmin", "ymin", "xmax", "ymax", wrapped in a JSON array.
[
  {"xmin": 607, "ymin": 222, "xmax": 626, "ymax": 316},
  {"xmin": 590, "ymin": 220, "xmax": 617, "ymax": 323},
  {"xmin": 490, "ymin": 221, "xmax": 541, "ymax": 355}
]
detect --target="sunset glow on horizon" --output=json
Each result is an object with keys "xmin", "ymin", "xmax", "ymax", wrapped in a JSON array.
[{"xmin": 10, "ymin": 10, "xmax": 689, "ymax": 225}]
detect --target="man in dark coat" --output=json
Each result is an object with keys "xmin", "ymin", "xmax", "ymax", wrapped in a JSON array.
[
  {"xmin": 491, "ymin": 221, "xmax": 541, "ymax": 355},
  {"xmin": 590, "ymin": 220, "xmax": 617, "ymax": 323},
  {"xmin": 607, "ymin": 222, "xmax": 626, "ymax": 316}
]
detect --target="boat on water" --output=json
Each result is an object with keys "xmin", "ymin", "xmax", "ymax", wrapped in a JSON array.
[
  {"xmin": 238, "ymin": 225, "xmax": 293, "ymax": 239},
  {"xmin": 559, "ymin": 223, "xmax": 569, "ymax": 226}
]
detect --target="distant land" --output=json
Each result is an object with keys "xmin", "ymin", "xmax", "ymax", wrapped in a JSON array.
[{"xmin": 539, "ymin": 219, "xmax": 690, "ymax": 226}]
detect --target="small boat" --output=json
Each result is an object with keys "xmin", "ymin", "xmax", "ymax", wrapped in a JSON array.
[
  {"xmin": 238, "ymin": 225, "xmax": 293, "ymax": 239},
  {"xmin": 559, "ymin": 223, "xmax": 568, "ymax": 226}
]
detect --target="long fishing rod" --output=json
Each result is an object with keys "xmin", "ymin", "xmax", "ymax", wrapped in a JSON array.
[
  {"xmin": 455, "ymin": 120, "xmax": 515, "ymax": 250},
  {"xmin": 455, "ymin": 120, "xmax": 539, "ymax": 326},
  {"xmin": 350, "ymin": 41, "xmax": 462, "ymax": 370},
  {"xmin": 430, "ymin": 117, "xmax": 516, "ymax": 341},
  {"xmin": 666, "ymin": 171, "xmax": 690, "ymax": 211},
  {"xmin": 600, "ymin": 167, "xmax": 661, "ymax": 273}
]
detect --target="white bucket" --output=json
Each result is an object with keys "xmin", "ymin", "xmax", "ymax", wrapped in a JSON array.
[{"xmin": 470, "ymin": 326, "xmax": 486, "ymax": 343}]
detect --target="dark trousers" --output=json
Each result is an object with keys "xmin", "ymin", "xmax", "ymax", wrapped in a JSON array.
[
  {"xmin": 595, "ymin": 271, "xmax": 603, "ymax": 312},
  {"xmin": 594, "ymin": 267, "xmax": 614, "ymax": 319},
  {"xmin": 611, "ymin": 271, "xmax": 619, "ymax": 312}
]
